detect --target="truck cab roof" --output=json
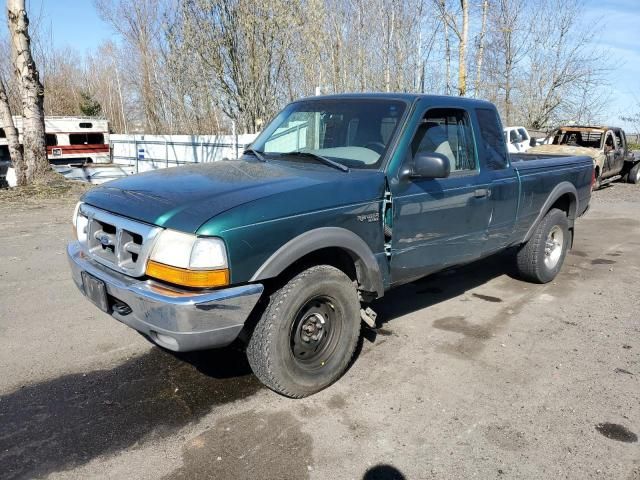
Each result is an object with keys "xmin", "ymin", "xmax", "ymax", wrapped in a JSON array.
[{"xmin": 294, "ymin": 92, "xmax": 497, "ymax": 109}]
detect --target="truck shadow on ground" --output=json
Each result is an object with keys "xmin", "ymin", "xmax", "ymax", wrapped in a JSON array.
[
  {"xmin": 0, "ymin": 252, "xmax": 533, "ymax": 479},
  {"xmin": 363, "ymin": 251, "xmax": 521, "ymax": 344},
  {"xmin": 0, "ymin": 346, "xmax": 262, "ymax": 480}
]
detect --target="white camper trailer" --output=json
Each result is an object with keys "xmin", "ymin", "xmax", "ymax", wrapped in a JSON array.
[
  {"xmin": 0, "ymin": 116, "xmax": 111, "ymax": 186},
  {"xmin": 0, "ymin": 116, "xmax": 110, "ymax": 165}
]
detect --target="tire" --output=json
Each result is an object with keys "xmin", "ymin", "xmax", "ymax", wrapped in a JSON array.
[
  {"xmin": 246, "ymin": 265, "xmax": 361, "ymax": 398},
  {"xmin": 627, "ymin": 163, "xmax": 640, "ymax": 184},
  {"xmin": 593, "ymin": 173, "xmax": 601, "ymax": 190},
  {"xmin": 515, "ymin": 208, "xmax": 570, "ymax": 284}
]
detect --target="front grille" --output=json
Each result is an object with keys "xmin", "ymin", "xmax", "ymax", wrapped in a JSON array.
[{"xmin": 80, "ymin": 204, "xmax": 162, "ymax": 277}]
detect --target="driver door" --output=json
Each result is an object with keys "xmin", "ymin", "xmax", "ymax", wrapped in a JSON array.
[{"xmin": 390, "ymin": 107, "xmax": 491, "ymax": 285}]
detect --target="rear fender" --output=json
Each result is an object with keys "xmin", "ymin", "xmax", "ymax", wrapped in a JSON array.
[{"xmin": 523, "ymin": 182, "xmax": 578, "ymax": 243}]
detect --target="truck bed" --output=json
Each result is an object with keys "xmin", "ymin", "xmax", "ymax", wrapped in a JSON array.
[
  {"xmin": 509, "ymin": 153, "xmax": 593, "ymax": 243},
  {"xmin": 511, "ymin": 152, "xmax": 582, "ymax": 162}
]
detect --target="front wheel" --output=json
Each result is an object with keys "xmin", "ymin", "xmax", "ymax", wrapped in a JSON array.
[
  {"xmin": 515, "ymin": 208, "xmax": 570, "ymax": 284},
  {"xmin": 246, "ymin": 265, "xmax": 361, "ymax": 398}
]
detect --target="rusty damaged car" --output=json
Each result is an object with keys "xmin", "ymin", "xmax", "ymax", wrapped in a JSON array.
[{"xmin": 529, "ymin": 125, "xmax": 640, "ymax": 188}]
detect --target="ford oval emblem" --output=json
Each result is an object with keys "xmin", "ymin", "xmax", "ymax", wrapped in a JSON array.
[{"xmin": 99, "ymin": 234, "xmax": 111, "ymax": 246}]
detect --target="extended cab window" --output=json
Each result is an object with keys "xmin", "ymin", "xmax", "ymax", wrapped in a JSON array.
[
  {"xmin": 411, "ymin": 108, "xmax": 476, "ymax": 173},
  {"xmin": 476, "ymin": 108, "xmax": 508, "ymax": 170}
]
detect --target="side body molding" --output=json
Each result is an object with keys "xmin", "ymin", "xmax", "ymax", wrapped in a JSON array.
[
  {"xmin": 250, "ymin": 227, "xmax": 385, "ymax": 297},
  {"xmin": 522, "ymin": 181, "xmax": 579, "ymax": 243}
]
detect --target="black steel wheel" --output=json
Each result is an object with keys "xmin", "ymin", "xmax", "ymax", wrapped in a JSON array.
[
  {"xmin": 290, "ymin": 295, "xmax": 341, "ymax": 369},
  {"xmin": 247, "ymin": 265, "xmax": 361, "ymax": 398}
]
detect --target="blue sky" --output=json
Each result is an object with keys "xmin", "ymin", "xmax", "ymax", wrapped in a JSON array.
[
  {"xmin": 582, "ymin": 0, "xmax": 640, "ymax": 129},
  {"xmin": 10, "ymin": 0, "xmax": 640, "ymax": 131},
  {"xmin": 25, "ymin": 0, "xmax": 113, "ymax": 52}
]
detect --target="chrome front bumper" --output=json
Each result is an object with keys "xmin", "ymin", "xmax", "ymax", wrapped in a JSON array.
[{"xmin": 67, "ymin": 242, "xmax": 264, "ymax": 352}]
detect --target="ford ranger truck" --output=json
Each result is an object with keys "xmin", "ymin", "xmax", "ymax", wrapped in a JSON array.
[{"xmin": 68, "ymin": 94, "xmax": 593, "ymax": 397}]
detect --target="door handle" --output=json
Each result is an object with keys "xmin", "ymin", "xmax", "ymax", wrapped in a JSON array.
[{"xmin": 474, "ymin": 188, "xmax": 490, "ymax": 198}]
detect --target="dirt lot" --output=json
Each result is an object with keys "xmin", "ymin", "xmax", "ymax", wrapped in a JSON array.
[{"xmin": 1, "ymin": 183, "xmax": 639, "ymax": 480}]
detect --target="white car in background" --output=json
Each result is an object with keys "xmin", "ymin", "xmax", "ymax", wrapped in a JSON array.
[{"xmin": 504, "ymin": 126, "xmax": 533, "ymax": 153}]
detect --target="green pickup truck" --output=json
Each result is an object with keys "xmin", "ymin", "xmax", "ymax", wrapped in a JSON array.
[{"xmin": 68, "ymin": 94, "xmax": 593, "ymax": 397}]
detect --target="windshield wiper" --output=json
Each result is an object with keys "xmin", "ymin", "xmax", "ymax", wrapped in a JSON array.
[
  {"xmin": 279, "ymin": 151, "xmax": 349, "ymax": 172},
  {"xmin": 243, "ymin": 148, "xmax": 266, "ymax": 162}
]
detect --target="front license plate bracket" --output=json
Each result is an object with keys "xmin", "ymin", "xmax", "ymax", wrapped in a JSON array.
[{"xmin": 81, "ymin": 271, "xmax": 110, "ymax": 313}]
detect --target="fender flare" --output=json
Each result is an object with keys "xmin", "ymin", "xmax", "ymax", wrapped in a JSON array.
[
  {"xmin": 523, "ymin": 181, "xmax": 579, "ymax": 243},
  {"xmin": 250, "ymin": 227, "xmax": 384, "ymax": 297}
]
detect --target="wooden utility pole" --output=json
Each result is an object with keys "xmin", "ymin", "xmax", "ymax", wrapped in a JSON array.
[
  {"xmin": 0, "ymin": 76, "xmax": 25, "ymax": 184},
  {"xmin": 7, "ymin": 0, "xmax": 51, "ymax": 184}
]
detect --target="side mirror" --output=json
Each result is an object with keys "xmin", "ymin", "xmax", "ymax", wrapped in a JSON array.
[
  {"xmin": 529, "ymin": 137, "xmax": 536, "ymax": 147},
  {"xmin": 411, "ymin": 152, "xmax": 450, "ymax": 179}
]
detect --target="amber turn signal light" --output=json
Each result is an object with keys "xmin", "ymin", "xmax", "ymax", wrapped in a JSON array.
[{"xmin": 146, "ymin": 260, "xmax": 229, "ymax": 288}]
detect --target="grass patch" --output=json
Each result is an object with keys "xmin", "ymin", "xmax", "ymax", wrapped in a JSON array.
[{"xmin": 0, "ymin": 175, "xmax": 93, "ymax": 203}]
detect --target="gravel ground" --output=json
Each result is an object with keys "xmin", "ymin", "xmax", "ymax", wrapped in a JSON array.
[{"xmin": 0, "ymin": 182, "xmax": 639, "ymax": 480}]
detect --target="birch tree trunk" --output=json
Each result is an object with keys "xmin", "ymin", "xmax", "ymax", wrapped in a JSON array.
[
  {"xmin": 457, "ymin": 0, "xmax": 469, "ymax": 96},
  {"xmin": 7, "ymin": 0, "xmax": 51, "ymax": 184},
  {"xmin": 0, "ymin": 76, "xmax": 25, "ymax": 185}
]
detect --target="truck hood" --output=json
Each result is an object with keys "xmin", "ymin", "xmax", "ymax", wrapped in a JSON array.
[
  {"xmin": 81, "ymin": 159, "xmax": 384, "ymax": 233},
  {"xmin": 528, "ymin": 144, "xmax": 601, "ymax": 160}
]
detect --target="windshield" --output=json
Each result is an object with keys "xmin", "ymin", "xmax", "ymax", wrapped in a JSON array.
[{"xmin": 250, "ymin": 99, "xmax": 407, "ymax": 170}]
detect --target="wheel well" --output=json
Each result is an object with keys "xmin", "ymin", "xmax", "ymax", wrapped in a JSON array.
[
  {"xmin": 549, "ymin": 193, "xmax": 576, "ymax": 220},
  {"xmin": 264, "ymin": 247, "xmax": 358, "ymax": 290},
  {"xmin": 240, "ymin": 248, "xmax": 362, "ymax": 346}
]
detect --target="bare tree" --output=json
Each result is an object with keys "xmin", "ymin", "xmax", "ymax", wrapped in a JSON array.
[
  {"xmin": 7, "ymin": 0, "xmax": 51, "ymax": 184},
  {"xmin": 621, "ymin": 98, "xmax": 640, "ymax": 136},
  {"xmin": 457, "ymin": 0, "xmax": 469, "ymax": 96},
  {"xmin": 434, "ymin": 0, "xmax": 469, "ymax": 96},
  {"xmin": 0, "ymin": 76, "xmax": 24, "ymax": 183},
  {"xmin": 520, "ymin": 0, "xmax": 609, "ymax": 129},
  {"xmin": 483, "ymin": 0, "xmax": 529, "ymax": 124},
  {"xmin": 95, "ymin": 0, "xmax": 169, "ymax": 133},
  {"xmin": 473, "ymin": 0, "xmax": 489, "ymax": 98},
  {"xmin": 22, "ymin": 0, "xmax": 606, "ymax": 138}
]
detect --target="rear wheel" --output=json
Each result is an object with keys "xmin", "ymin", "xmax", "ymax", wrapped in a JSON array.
[
  {"xmin": 246, "ymin": 265, "xmax": 361, "ymax": 398},
  {"xmin": 515, "ymin": 208, "xmax": 570, "ymax": 284},
  {"xmin": 627, "ymin": 163, "xmax": 640, "ymax": 184}
]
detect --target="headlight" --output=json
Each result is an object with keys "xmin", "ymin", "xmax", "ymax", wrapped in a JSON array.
[
  {"xmin": 146, "ymin": 230, "xmax": 229, "ymax": 288},
  {"xmin": 73, "ymin": 202, "xmax": 88, "ymax": 244}
]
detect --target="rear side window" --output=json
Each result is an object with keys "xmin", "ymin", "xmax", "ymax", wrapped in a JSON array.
[
  {"xmin": 69, "ymin": 133, "xmax": 104, "ymax": 145},
  {"xmin": 476, "ymin": 108, "xmax": 508, "ymax": 169},
  {"xmin": 411, "ymin": 108, "xmax": 477, "ymax": 173},
  {"xmin": 509, "ymin": 130, "xmax": 518, "ymax": 142}
]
